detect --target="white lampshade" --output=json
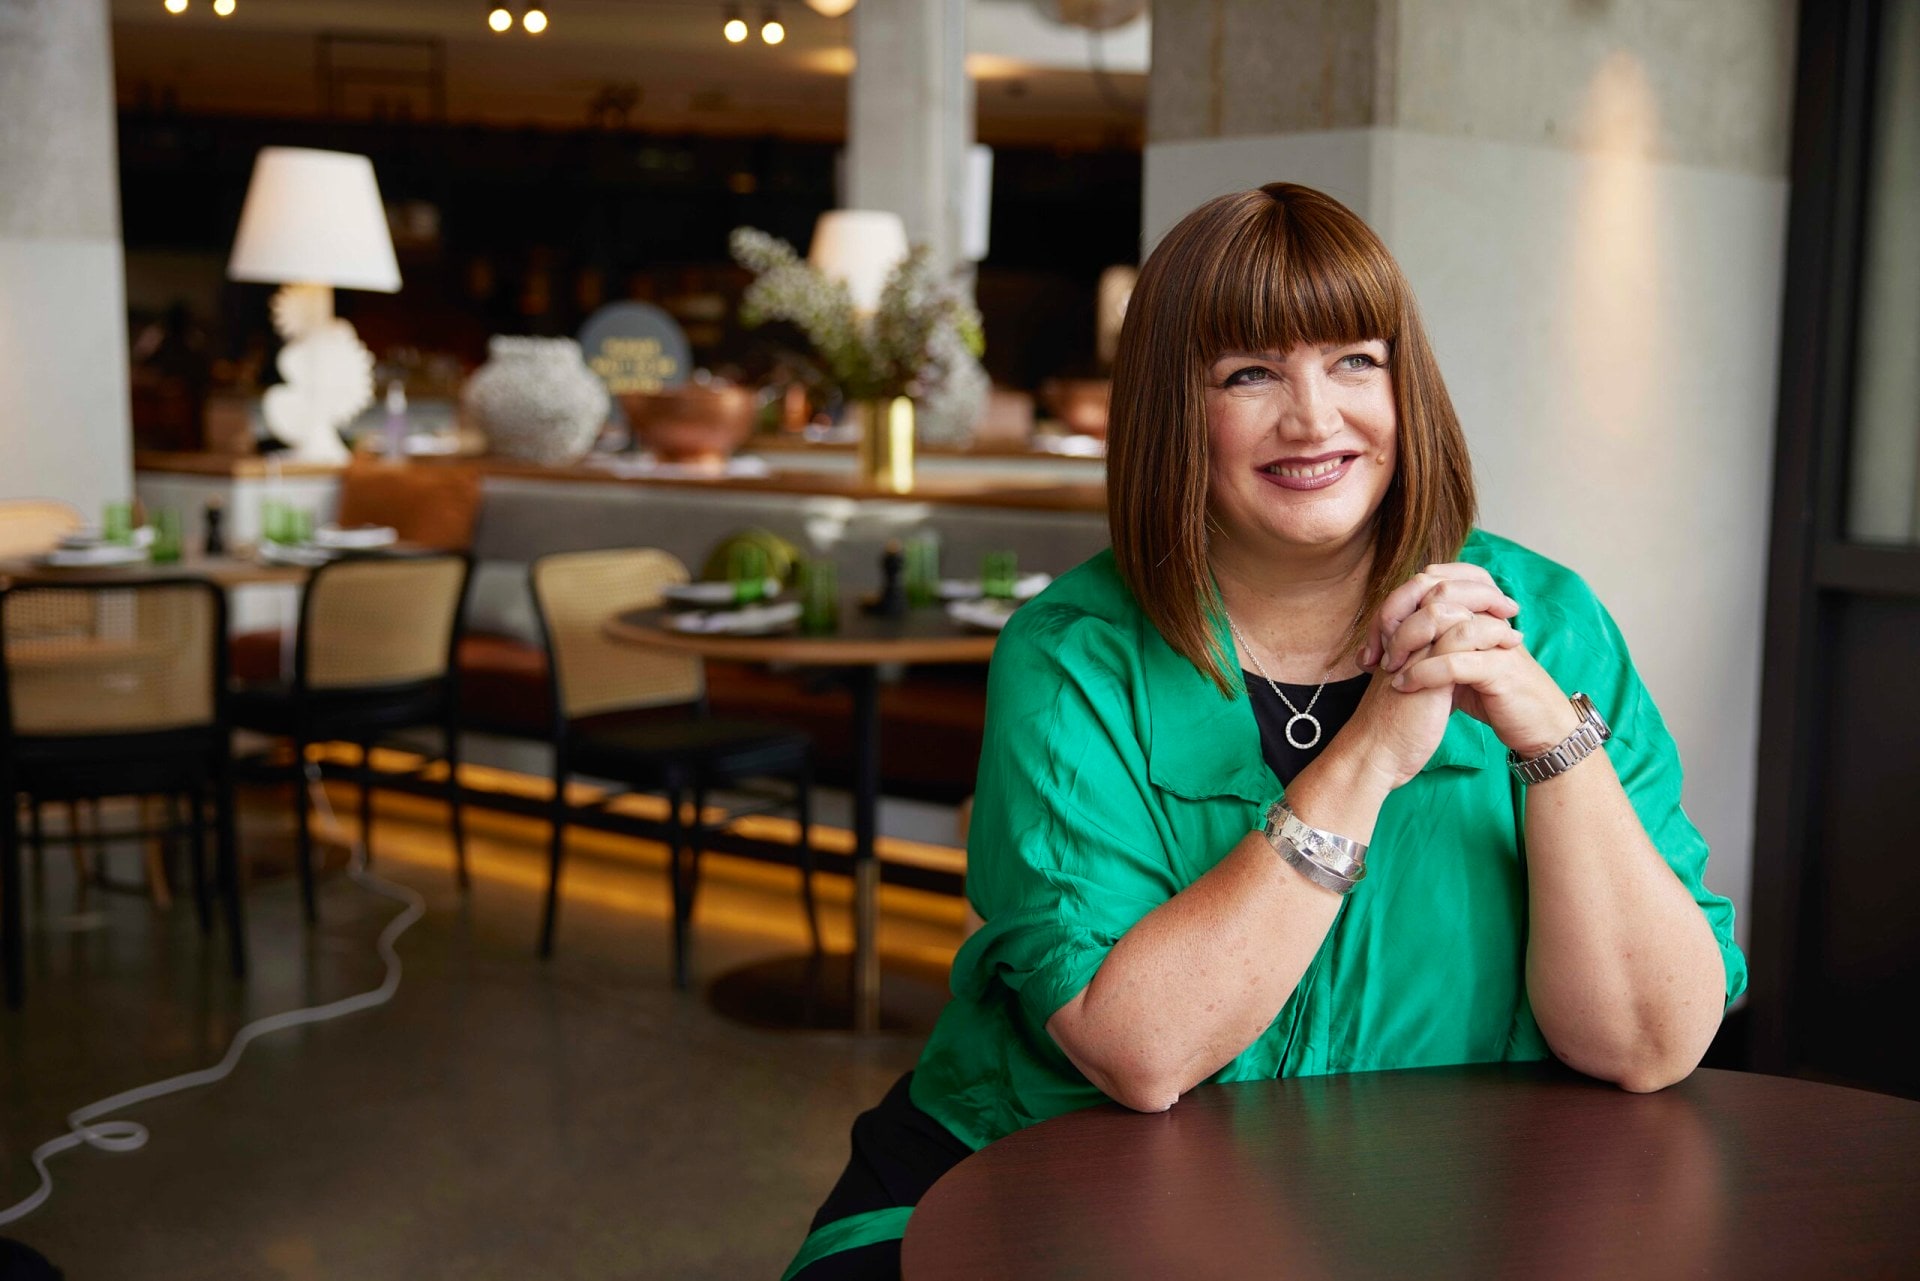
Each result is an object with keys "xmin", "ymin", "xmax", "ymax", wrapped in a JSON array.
[
  {"xmin": 228, "ymin": 147, "xmax": 401, "ymax": 292},
  {"xmin": 809, "ymin": 210, "xmax": 908, "ymax": 312}
]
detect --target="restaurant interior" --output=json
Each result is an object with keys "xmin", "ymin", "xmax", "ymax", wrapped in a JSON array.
[{"xmin": 2, "ymin": 0, "xmax": 1918, "ymax": 1277}]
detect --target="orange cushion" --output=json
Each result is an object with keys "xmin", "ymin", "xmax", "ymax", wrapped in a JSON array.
[{"xmin": 335, "ymin": 461, "xmax": 482, "ymax": 552}]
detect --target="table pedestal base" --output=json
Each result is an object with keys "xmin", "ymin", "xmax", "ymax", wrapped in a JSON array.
[{"xmin": 705, "ymin": 952, "xmax": 948, "ymax": 1033}]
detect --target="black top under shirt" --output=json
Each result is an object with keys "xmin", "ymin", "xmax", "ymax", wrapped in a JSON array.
[{"xmin": 1245, "ymin": 671, "xmax": 1372, "ymax": 784}]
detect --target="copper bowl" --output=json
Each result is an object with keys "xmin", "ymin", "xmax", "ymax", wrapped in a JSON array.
[
  {"xmin": 1039, "ymin": 378, "xmax": 1111, "ymax": 438},
  {"xmin": 619, "ymin": 384, "xmax": 756, "ymax": 464}
]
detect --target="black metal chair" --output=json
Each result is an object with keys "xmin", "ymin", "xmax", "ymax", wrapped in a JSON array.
[
  {"xmin": 1, "ymin": 578, "xmax": 244, "ymax": 1009},
  {"xmin": 530, "ymin": 548, "xmax": 819, "ymax": 988},
  {"xmin": 229, "ymin": 552, "xmax": 472, "ymax": 922}
]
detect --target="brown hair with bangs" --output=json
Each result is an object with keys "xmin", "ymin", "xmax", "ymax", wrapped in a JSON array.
[{"xmin": 1106, "ymin": 182, "xmax": 1476, "ymax": 695}]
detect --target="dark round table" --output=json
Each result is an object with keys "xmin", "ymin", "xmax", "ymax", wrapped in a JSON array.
[
  {"xmin": 902, "ymin": 1063, "xmax": 1920, "ymax": 1279},
  {"xmin": 605, "ymin": 603, "xmax": 996, "ymax": 1033}
]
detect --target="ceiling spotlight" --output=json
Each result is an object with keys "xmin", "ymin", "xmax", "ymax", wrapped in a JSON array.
[
  {"xmin": 213, "ymin": 0, "xmax": 235, "ymax": 14},
  {"xmin": 164, "ymin": 0, "xmax": 187, "ymax": 12},
  {"xmin": 761, "ymin": 8, "xmax": 785, "ymax": 43},
  {"xmin": 523, "ymin": 6, "xmax": 549, "ymax": 33},
  {"xmin": 723, "ymin": 4, "xmax": 748, "ymax": 42},
  {"xmin": 488, "ymin": 6, "xmax": 512, "ymax": 31}
]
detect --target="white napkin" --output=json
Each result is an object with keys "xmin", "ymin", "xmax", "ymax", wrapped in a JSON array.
[
  {"xmin": 314, "ymin": 524, "xmax": 398, "ymax": 549},
  {"xmin": 937, "ymin": 573, "xmax": 1052, "ymax": 602},
  {"xmin": 38, "ymin": 544, "xmax": 149, "ymax": 568},
  {"xmin": 945, "ymin": 598, "xmax": 1019, "ymax": 632},
  {"xmin": 666, "ymin": 599, "xmax": 802, "ymax": 635}
]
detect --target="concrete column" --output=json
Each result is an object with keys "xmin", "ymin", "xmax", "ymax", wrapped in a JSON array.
[
  {"xmin": 1143, "ymin": 0, "xmax": 1801, "ymax": 948},
  {"xmin": 846, "ymin": 0, "xmax": 974, "ymax": 274},
  {"xmin": 0, "ymin": 0, "xmax": 132, "ymax": 516}
]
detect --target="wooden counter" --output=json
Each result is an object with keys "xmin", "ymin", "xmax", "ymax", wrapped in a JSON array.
[{"xmin": 134, "ymin": 449, "xmax": 1106, "ymax": 514}]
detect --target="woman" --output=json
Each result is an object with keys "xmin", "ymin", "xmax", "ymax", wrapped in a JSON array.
[{"xmin": 784, "ymin": 183, "xmax": 1745, "ymax": 1279}]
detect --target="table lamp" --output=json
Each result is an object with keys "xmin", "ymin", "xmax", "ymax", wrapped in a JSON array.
[
  {"xmin": 228, "ymin": 147, "xmax": 401, "ymax": 463},
  {"xmin": 808, "ymin": 210, "xmax": 907, "ymax": 314}
]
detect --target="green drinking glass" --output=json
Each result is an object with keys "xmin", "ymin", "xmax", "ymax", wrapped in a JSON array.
[
  {"xmin": 103, "ymin": 501, "xmax": 134, "ymax": 547},
  {"xmin": 904, "ymin": 533, "xmax": 941, "ymax": 608},
  {"xmin": 150, "ymin": 509, "xmax": 183, "ymax": 564},
  {"xmin": 729, "ymin": 542, "xmax": 770, "ymax": 605},
  {"xmin": 798, "ymin": 558, "xmax": 839, "ymax": 635},
  {"xmin": 982, "ymin": 550, "xmax": 1019, "ymax": 600}
]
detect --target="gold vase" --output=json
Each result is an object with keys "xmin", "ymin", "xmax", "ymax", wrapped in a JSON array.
[{"xmin": 855, "ymin": 396, "xmax": 916, "ymax": 493}]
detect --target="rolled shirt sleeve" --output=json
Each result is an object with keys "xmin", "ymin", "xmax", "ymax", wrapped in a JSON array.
[{"xmin": 958, "ymin": 603, "xmax": 1183, "ymax": 1032}]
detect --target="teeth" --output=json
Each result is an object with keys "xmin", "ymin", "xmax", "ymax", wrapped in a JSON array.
[{"xmin": 1267, "ymin": 458, "xmax": 1345, "ymax": 479}]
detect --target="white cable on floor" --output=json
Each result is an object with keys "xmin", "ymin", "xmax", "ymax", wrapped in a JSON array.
[{"xmin": 0, "ymin": 765, "xmax": 424, "ymax": 1228}]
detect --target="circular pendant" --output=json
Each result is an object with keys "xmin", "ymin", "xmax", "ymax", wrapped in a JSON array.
[{"xmin": 1284, "ymin": 712, "xmax": 1323, "ymax": 751}]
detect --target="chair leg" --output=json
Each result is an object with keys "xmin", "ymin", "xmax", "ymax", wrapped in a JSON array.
[
  {"xmin": 795, "ymin": 763, "xmax": 821, "ymax": 953},
  {"xmin": 293, "ymin": 738, "xmax": 317, "ymax": 924},
  {"xmin": 66, "ymin": 800, "xmax": 91, "ymax": 907},
  {"xmin": 142, "ymin": 796, "xmax": 174, "ymax": 912},
  {"xmin": 684, "ymin": 784, "xmax": 707, "ymax": 920},
  {"xmin": 357, "ymin": 741, "xmax": 375, "ymax": 864},
  {"xmin": 3, "ymin": 771, "xmax": 23, "ymax": 1009},
  {"xmin": 445, "ymin": 718, "xmax": 469, "ymax": 890},
  {"xmin": 215, "ymin": 756, "xmax": 246, "ymax": 979},
  {"xmin": 539, "ymin": 769, "xmax": 568, "ymax": 958},
  {"xmin": 26, "ymin": 801, "xmax": 44, "ymax": 896},
  {"xmin": 187, "ymin": 786, "xmax": 212, "ymax": 935},
  {"xmin": 667, "ymin": 784, "xmax": 691, "ymax": 991}
]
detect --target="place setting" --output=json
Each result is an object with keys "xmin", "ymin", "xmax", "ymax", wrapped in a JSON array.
[{"xmin": 659, "ymin": 543, "xmax": 801, "ymax": 635}]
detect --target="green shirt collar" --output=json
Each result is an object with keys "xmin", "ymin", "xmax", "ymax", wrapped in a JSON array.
[{"xmin": 1141, "ymin": 607, "xmax": 1500, "ymax": 803}]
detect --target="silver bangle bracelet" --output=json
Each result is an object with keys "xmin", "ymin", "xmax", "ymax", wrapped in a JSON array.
[
  {"xmin": 1271, "ymin": 836, "xmax": 1361, "ymax": 895},
  {"xmin": 1262, "ymin": 801, "xmax": 1368, "ymax": 894}
]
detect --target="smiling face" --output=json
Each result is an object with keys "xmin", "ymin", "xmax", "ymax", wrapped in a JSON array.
[{"xmin": 1204, "ymin": 339, "xmax": 1398, "ymax": 563}]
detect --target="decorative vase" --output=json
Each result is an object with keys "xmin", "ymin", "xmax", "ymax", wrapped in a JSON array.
[
  {"xmin": 463, "ymin": 336, "xmax": 610, "ymax": 466},
  {"xmin": 855, "ymin": 396, "xmax": 916, "ymax": 493},
  {"xmin": 619, "ymin": 383, "xmax": 756, "ymax": 466}
]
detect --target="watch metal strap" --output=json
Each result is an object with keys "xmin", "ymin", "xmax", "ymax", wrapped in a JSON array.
[{"xmin": 1508, "ymin": 692, "xmax": 1611, "ymax": 785}]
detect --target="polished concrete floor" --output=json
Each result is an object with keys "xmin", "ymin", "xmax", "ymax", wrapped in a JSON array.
[{"xmin": 1, "ymin": 784, "xmax": 963, "ymax": 1279}]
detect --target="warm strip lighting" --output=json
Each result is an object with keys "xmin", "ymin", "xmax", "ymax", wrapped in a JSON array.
[
  {"xmin": 164, "ymin": 0, "xmax": 187, "ymax": 12},
  {"xmin": 761, "ymin": 16, "xmax": 785, "ymax": 43},
  {"xmin": 487, "ymin": 6, "xmax": 512, "ymax": 31},
  {"xmin": 213, "ymin": 0, "xmax": 235, "ymax": 13},
  {"xmin": 523, "ymin": 6, "xmax": 549, "ymax": 33},
  {"xmin": 724, "ymin": 16, "xmax": 748, "ymax": 41}
]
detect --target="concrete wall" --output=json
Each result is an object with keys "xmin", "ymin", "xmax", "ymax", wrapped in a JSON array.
[
  {"xmin": 1142, "ymin": 0, "xmax": 1799, "ymax": 947},
  {"xmin": 0, "ymin": 0, "xmax": 132, "ymax": 517}
]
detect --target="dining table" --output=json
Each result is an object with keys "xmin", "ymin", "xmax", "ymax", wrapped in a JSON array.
[
  {"xmin": 0, "ymin": 551, "xmax": 309, "ymax": 591},
  {"xmin": 603, "ymin": 602, "xmax": 998, "ymax": 1033},
  {"xmin": 900, "ymin": 1061, "xmax": 1920, "ymax": 1279}
]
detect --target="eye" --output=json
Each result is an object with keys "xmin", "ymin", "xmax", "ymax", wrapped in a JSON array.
[
  {"xmin": 1220, "ymin": 365, "xmax": 1273, "ymax": 387},
  {"xmin": 1334, "ymin": 351, "xmax": 1384, "ymax": 373}
]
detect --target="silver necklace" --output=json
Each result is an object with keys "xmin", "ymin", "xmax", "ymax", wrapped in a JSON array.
[{"xmin": 1225, "ymin": 611, "xmax": 1335, "ymax": 751}]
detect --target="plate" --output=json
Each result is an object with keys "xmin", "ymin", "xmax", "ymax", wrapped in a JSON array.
[
  {"xmin": 660, "ymin": 579, "xmax": 783, "ymax": 608},
  {"xmin": 946, "ymin": 598, "xmax": 1019, "ymax": 632},
  {"xmin": 313, "ymin": 524, "xmax": 398, "ymax": 550},
  {"xmin": 665, "ymin": 600, "xmax": 803, "ymax": 635},
  {"xmin": 937, "ymin": 573, "xmax": 1052, "ymax": 603},
  {"xmin": 257, "ymin": 542, "xmax": 336, "ymax": 567},
  {"xmin": 37, "ymin": 545, "xmax": 150, "ymax": 568}
]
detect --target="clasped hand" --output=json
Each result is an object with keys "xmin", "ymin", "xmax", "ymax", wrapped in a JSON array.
[{"xmin": 1340, "ymin": 564, "xmax": 1576, "ymax": 788}]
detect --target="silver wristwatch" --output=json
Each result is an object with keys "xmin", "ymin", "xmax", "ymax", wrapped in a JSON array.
[
  {"xmin": 1508, "ymin": 692, "xmax": 1611, "ymax": 785},
  {"xmin": 1262, "ymin": 801, "xmax": 1368, "ymax": 895}
]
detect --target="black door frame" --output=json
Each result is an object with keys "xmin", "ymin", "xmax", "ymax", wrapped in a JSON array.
[{"xmin": 1751, "ymin": 0, "xmax": 1920, "ymax": 1075}]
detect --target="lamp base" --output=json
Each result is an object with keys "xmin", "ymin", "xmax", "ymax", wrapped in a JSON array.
[{"xmin": 263, "ymin": 284, "xmax": 374, "ymax": 464}]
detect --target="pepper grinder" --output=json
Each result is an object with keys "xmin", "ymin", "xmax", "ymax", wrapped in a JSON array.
[
  {"xmin": 202, "ymin": 498, "xmax": 227, "ymax": 557},
  {"xmin": 865, "ymin": 540, "xmax": 908, "ymax": 618}
]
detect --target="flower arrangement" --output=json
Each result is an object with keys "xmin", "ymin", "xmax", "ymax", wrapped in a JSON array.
[{"xmin": 729, "ymin": 227, "xmax": 986, "ymax": 426}]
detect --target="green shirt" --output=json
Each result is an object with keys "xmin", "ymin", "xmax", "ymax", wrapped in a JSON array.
[{"xmin": 910, "ymin": 529, "xmax": 1747, "ymax": 1150}]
